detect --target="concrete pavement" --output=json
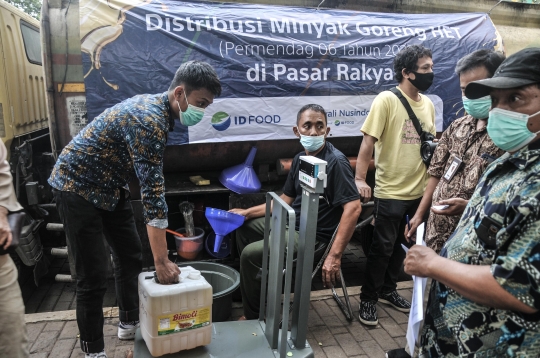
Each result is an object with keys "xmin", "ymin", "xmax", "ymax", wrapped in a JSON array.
[{"xmin": 25, "ymin": 282, "xmax": 414, "ymax": 358}]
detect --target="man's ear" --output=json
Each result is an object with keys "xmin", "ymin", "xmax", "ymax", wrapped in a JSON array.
[
  {"xmin": 293, "ymin": 126, "xmax": 300, "ymax": 138},
  {"xmin": 402, "ymin": 68, "xmax": 410, "ymax": 80},
  {"xmin": 174, "ymin": 86, "xmax": 185, "ymax": 102},
  {"xmin": 325, "ymin": 127, "xmax": 330, "ymax": 137}
]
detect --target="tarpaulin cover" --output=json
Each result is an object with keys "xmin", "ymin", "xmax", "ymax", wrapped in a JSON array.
[{"xmin": 80, "ymin": 0, "xmax": 501, "ymax": 145}]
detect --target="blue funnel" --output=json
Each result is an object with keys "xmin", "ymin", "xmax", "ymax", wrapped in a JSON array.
[
  {"xmin": 219, "ymin": 147, "xmax": 261, "ymax": 194},
  {"xmin": 205, "ymin": 207, "xmax": 244, "ymax": 252}
]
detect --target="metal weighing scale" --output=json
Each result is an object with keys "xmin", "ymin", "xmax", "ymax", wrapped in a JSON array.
[{"xmin": 134, "ymin": 156, "xmax": 327, "ymax": 358}]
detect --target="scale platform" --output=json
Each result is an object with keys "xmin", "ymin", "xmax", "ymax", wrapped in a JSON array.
[{"xmin": 134, "ymin": 320, "xmax": 314, "ymax": 358}]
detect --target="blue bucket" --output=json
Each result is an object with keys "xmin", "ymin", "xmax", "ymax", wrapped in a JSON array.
[{"xmin": 205, "ymin": 232, "xmax": 231, "ymax": 258}]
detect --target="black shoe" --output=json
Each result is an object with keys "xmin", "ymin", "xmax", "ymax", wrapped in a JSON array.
[
  {"xmin": 386, "ymin": 348, "xmax": 411, "ymax": 358},
  {"xmin": 379, "ymin": 290, "xmax": 411, "ymax": 313},
  {"xmin": 359, "ymin": 300, "xmax": 378, "ymax": 326}
]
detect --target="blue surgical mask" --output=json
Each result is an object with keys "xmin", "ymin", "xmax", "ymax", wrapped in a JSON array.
[
  {"xmin": 178, "ymin": 91, "xmax": 205, "ymax": 126},
  {"xmin": 487, "ymin": 108, "xmax": 540, "ymax": 152},
  {"xmin": 462, "ymin": 95, "xmax": 491, "ymax": 119},
  {"xmin": 299, "ymin": 134, "xmax": 325, "ymax": 152}
]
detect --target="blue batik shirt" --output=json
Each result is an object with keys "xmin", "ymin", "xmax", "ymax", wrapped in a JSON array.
[
  {"xmin": 49, "ymin": 92, "xmax": 174, "ymax": 229},
  {"xmin": 419, "ymin": 140, "xmax": 540, "ymax": 357}
]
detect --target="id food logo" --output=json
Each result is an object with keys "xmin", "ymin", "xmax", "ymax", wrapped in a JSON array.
[
  {"xmin": 334, "ymin": 120, "xmax": 340, "ymax": 126},
  {"xmin": 211, "ymin": 111, "xmax": 231, "ymax": 131}
]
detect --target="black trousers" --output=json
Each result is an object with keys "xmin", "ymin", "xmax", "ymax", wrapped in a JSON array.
[
  {"xmin": 53, "ymin": 189, "xmax": 142, "ymax": 353},
  {"xmin": 360, "ymin": 197, "xmax": 422, "ymax": 302}
]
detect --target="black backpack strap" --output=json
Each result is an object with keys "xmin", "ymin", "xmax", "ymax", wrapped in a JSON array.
[{"xmin": 389, "ymin": 87, "xmax": 423, "ymax": 138}]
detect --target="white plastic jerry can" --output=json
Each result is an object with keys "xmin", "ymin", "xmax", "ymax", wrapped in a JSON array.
[{"xmin": 138, "ymin": 266, "xmax": 213, "ymax": 357}]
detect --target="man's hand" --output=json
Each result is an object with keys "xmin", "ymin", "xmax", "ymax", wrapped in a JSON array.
[
  {"xmin": 404, "ymin": 215, "xmax": 423, "ymax": 243},
  {"xmin": 0, "ymin": 207, "xmax": 11, "ymax": 250},
  {"xmin": 355, "ymin": 179, "xmax": 371, "ymax": 203},
  {"xmin": 432, "ymin": 198, "xmax": 468, "ymax": 216},
  {"xmin": 155, "ymin": 259, "xmax": 181, "ymax": 284},
  {"xmin": 228, "ymin": 208, "xmax": 248, "ymax": 221},
  {"xmin": 322, "ymin": 254, "xmax": 341, "ymax": 288},
  {"xmin": 404, "ymin": 245, "xmax": 439, "ymax": 278}
]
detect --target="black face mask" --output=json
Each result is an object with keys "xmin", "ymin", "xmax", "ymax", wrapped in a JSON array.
[{"xmin": 408, "ymin": 71, "xmax": 434, "ymax": 92}]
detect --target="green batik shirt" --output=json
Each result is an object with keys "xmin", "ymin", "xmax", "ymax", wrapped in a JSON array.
[
  {"xmin": 49, "ymin": 92, "xmax": 174, "ymax": 228},
  {"xmin": 419, "ymin": 140, "xmax": 540, "ymax": 358}
]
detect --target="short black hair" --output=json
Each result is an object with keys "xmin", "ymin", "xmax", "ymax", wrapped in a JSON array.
[
  {"xmin": 394, "ymin": 45, "xmax": 432, "ymax": 82},
  {"xmin": 455, "ymin": 50, "xmax": 506, "ymax": 77},
  {"xmin": 168, "ymin": 60, "xmax": 222, "ymax": 96},
  {"xmin": 296, "ymin": 104, "xmax": 327, "ymax": 125}
]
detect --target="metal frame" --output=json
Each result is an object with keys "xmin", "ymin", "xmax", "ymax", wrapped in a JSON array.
[{"xmin": 260, "ymin": 192, "xmax": 297, "ymax": 357}]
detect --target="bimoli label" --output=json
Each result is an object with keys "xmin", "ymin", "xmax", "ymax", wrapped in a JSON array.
[{"xmin": 157, "ymin": 307, "xmax": 211, "ymax": 336}]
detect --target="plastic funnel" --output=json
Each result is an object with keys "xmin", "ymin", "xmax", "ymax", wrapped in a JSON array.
[
  {"xmin": 205, "ymin": 207, "xmax": 244, "ymax": 252},
  {"xmin": 218, "ymin": 147, "xmax": 261, "ymax": 194},
  {"xmin": 205, "ymin": 231, "xmax": 231, "ymax": 258}
]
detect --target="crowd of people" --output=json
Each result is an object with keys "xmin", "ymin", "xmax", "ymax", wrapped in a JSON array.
[{"xmin": 1, "ymin": 37, "xmax": 540, "ymax": 358}]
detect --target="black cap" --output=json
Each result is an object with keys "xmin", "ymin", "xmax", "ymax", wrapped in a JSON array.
[{"xmin": 465, "ymin": 47, "xmax": 540, "ymax": 99}]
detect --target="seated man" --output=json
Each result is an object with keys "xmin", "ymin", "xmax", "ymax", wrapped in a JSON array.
[
  {"xmin": 406, "ymin": 47, "xmax": 540, "ymax": 357},
  {"xmin": 231, "ymin": 104, "xmax": 361, "ymax": 320}
]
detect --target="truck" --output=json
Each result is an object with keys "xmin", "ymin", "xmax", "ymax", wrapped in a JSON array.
[
  {"xmin": 0, "ymin": 0, "xmax": 52, "ymax": 277},
  {"xmin": 9, "ymin": 0, "xmax": 540, "ymax": 281}
]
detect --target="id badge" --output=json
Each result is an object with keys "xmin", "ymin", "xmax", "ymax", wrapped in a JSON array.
[{"xmin": 443, "ymin": 155, "xmax": 463, "ymax": 182}]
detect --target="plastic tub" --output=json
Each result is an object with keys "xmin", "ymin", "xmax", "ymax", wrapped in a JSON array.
[
  {"xmin": 178, "ymin": 262, "xmax": 240, "ymax": 322},
  {"xmin": 174, "ymin": 227, "xmax": 205, "ymax": 260}
]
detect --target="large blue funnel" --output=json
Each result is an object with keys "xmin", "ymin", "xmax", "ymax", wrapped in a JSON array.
[
  {"xmin": 205, "ymin": 207, "xmax": 244, "ymax": 252},
  {"xmin": 219, "ymin": 147, "xmax": 261, "ymax": 194}
]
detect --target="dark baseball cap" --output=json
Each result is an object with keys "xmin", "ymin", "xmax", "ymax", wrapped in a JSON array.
[{"xmin": 465, "ymin": 47, "xmax": 540, "ymax": 99}]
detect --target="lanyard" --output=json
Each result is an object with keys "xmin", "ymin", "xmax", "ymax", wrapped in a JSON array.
[{"xmin": 461, "ymin": 122, "xmax": 488, "ymax": 158}]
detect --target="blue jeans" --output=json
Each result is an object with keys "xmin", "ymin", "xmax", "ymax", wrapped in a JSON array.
[
  {"xmin": 360, "ymin": 197, "xmax": 422, "ymax": 302},
  {"xmin": 54, "ymin": 189, "xmax": 142, "ymax": 353}
]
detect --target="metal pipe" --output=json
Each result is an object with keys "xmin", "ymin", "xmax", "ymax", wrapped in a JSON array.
[
  {"xmin": 46, "ymin": 223, "xmax": 64, "ymax": 231},
  {"xmin": 48, "ymin": 247, "xmax": 68, "ymax": 258},
  {"xmin": 55, "ymin": 274, "xmax": 75, "ymax": 282}
]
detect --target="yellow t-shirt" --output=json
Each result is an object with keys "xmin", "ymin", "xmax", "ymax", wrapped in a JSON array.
[{"xmin": 361, "ymin": 86, "xmax": 436, "ymax": 200}]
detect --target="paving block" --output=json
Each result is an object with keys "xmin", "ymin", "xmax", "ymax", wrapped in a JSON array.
[
  {"xmin": 376, "ymin": 303, "xmax": 390, "ymax": 318},
  {"xmin": 333, "ymin": 332, "xmax": 365, "ymax": 356},
  {"xmin": 26, "ymin": 322, "xmax": 46, "ymax": 342},
  {"xmin": 114, "ymin": 345, "xmax": 134, "ymax": 358},
  {"xmin": 54, "ymin": 300, "xmax": 72, "ymax": 311},
  {"xmin": 322, "ymin": 345, "xmax": 348, "ymax": 358},
  {"xmin": 104, "ymin": 336, "xmax": 118, "ymax": 358},
  {"xmin": 38, "ymin": 295, "xmax": 60, "ymax": 313},
  {"xmin": 329, "ymin": 326, "xmax": 350, "ymax": 335},
  {"xmin": 44, "ymin": 320, "xmax": 65, "ymax": 332},
  {"xmin": 380, "ymin": 305, "xmax": 409, "ymax": 324},
  {"xmin": 307, "ymin": 337, "xmax": 326, "ymax": 358},
  {"xmin": 29, "ymin": 352, "xmax": 48, "ymax": 358},
  {"xmin": 348, "ymin": 323, "xmax": 373, "ymax": 342},
  {"xmin": 311, "ymin": 300, "xmax": 335, "ymax": 321},
  {"xmin": 394, "ymin": 335, "xmax": 407, "ymax": 349},
  {"xmin": 59, "ymin": 320, "xmax": 79, "ymax": 340},
  {"xmin": 307, "ymin": 307, "xmax": 325, "ymax": 328},
  {"xmin": 367, "ymin": 328, "xmax": 399, "ymax": 350},
  {"xmin": 310, "ymin": 325, "xmax": 338, "ymax": 347},
  {"xmin": 378, "ymin": 316, "xmax": 406, "ymax": 338},
  {"xmin": 49, "ymin": 337, "xmax": 76, "ymax": 358},
  {"xmin": 30, "ymin": 330, "xmax": 60, "ymax": 354},
  {"xmin": 104, "ymin": 324, "xmax": 118, "ymax": 336},
  {"xmin": 69, "ymin": 349, "xmax": 85, "ymax": 358},
  {"xmin": 358, "ymin": 339, "xmax": 386, "ymax": 357}
]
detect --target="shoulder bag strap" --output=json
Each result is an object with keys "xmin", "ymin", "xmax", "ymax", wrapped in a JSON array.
[{"xmin": 389, "ymin": 87, "xmax": 423, "ymax": 138}]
